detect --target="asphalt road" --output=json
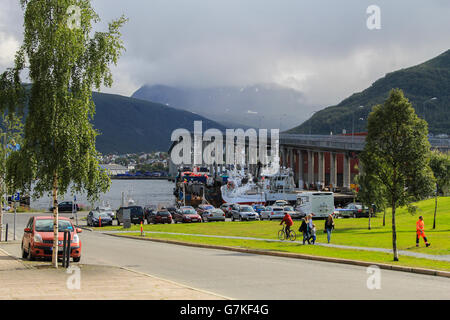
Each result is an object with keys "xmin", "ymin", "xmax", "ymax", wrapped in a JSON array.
[{"xmin": 1, "ymin": 212, "xmax": 450, "ymax": 300}]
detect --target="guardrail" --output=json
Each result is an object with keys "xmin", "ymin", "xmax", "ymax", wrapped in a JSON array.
[{"xmin": 280, "ymin": 134, "xmax": 450, "ymax": 152}]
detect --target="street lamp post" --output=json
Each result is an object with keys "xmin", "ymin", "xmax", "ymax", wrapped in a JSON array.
[
  {"xmin": 422, "ymin": 97, "xmax": 438, "ymax": 123},
  {"xmin": 352, "ymin": 106, "xmax": 365, "ymax": 144}
]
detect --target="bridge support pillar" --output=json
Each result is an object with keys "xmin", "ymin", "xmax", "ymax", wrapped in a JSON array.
[
  {"xmin": 307, "ymin": 150, "xmax": 315, "ymax": 188},
  {"xmin": 289, "ymin": 148, "xmax": 294, "ymax": 171},
  {"xmin": 318, "ymin": 152, "xmax": 325, "ymax": 189},
  {"xmin": 297, "ymin": 150, "xmax": 304, "ymax": 189},
  {"xmin": 330, "ymin": 153, "xmax": 337, "ymax": 190},
  {"xmin": 343, "ymin": 153, "xmax": 351, "ymax": 190}
]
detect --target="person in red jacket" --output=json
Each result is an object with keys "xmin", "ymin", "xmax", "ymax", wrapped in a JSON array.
[
  {"xmin": 280, "ymin": 212, "xmax": 294, "ymax": 237},
  {"xmin": 416, "ymin": 216, "xmax": 431, "ymax": 247}
]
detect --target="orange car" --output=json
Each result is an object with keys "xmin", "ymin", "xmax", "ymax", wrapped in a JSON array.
[{"xmin": 21, "ymin": 216, "xmax": 82, "ymax": 262}]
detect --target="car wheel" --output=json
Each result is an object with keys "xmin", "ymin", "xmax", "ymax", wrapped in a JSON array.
[
  {"xmin": 239, "ymin": 215, "xmax": 243, "ymax": 222},
  {"xmin": 73, "ymin": 257, "xmax": 81, "ymax": 263},
  {"xmin": 27, "ymin": 246, "xmax": 35, "ymax": 261},
  {"xmin": 21, "ymin": 244, "xmax": 27, "ymax": 259}
]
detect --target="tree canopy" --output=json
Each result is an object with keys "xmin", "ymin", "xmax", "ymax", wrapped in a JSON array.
[{"xmin": 360, "ymin": 88, "xmax": 435, "ymax": 260}]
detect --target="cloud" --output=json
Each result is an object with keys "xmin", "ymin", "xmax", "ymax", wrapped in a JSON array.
[{"xmin": 2, "ymin": 0, "xmax": 450, "ymax": 110}]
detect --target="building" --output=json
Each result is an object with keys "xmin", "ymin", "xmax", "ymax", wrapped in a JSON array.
[{"xmin": 100, "ymin": 164, "xmax": 129, "ymax": 176}]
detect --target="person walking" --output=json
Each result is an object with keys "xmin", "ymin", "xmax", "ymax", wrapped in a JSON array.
[
  {"xmin": 310, "ymin": 223, "xmax": 317, "ymax": 244},
  {"xmin": 299, "ymin": 217, "xmax": 310, "ymax": 245},
  {"xmin": 307, "ymin": 214, "xmax": 314, "ymax": 243},
  {"xmin": 416, "ymin": 216, "xmax": 431, "ymax": 247},
  {"xmin": 324, "ymin": 214, "xmax": 335, "ymax": 244}
]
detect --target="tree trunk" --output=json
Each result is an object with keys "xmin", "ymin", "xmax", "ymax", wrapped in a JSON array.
[
  {"xmin": 433, "ymin": 184, "xmax": 438, "ymax": 230},
  {"xmin": 52, "ymin": 173, "xmax": 59, "ymax": 268},
  {"xmin": 383, "ymin": 208, "xmax": 386, "ymax": 227},
  {"xmin": 0, "ymin": 202, "xmax": 3, "ymax": 242},
  {"xmin": 368, "ymin": 208, "xmax": 372, "ymax": 230},
  {"xmin": 392, "ymin": 201, "xmax": 399, "ymax": 261}
]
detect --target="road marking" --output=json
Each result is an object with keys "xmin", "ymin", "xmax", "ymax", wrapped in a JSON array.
[{"xmin": 119, "ymin": 266, "xmax": 234, "ymax": 300}]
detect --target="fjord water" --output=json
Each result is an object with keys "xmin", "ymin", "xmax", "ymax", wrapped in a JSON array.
[{"xmin": 30, "ymin": 179, "xmax": 175, "ymax": 211}]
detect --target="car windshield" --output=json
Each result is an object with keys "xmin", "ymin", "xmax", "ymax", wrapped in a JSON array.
[
  {"xmin": 93, "ymin": 212, "xmax": 109, "ymax": 218},
  {"xmin": 183, "ymin": 209, "xmax": 197, "ymax": 215},
  {"xmin": 35, "ymin": 219, "xmax": 73, "ymax": 232},
  {"xmin": 273, "ymin": 208, "xmax": 283, "ymax": 212},
  {"xmin": 98, "ymin": 207, "xmax": 112, "ymax": 212},
  {"xmin": 284, "ymin": 207, "xmax": 294, "ymax": 211},
  {"xmin": 212, "ymin": 209, "xmax": 224, "ymax": 214},
  {"xmin": 129, "ymin": 207, "xmax": 143, "ymax": 214},
  {"xmin": 203, "ymin": 206, "xmax": 214, "ymax": 210},
  {"xmin": 240, "ymin": 206, "xmax": 253, "ymax": 212},
  {"xmin": 158, "ymin": 212, "xmax": 170, "ymax": 216}
]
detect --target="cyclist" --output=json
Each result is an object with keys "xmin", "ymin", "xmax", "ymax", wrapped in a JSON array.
[{"xmin": 280, "ymin": 211, "xmax": 294, "ymax": 237}]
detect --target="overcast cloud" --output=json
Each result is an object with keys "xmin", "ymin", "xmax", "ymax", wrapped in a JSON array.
[{"xmin": 1, "ymin": 0, "xmax": 450, "ymax": 109}]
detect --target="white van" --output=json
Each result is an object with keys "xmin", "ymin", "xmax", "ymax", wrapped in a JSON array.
[{"xmin": 295, "ymin": 192, "xmax": 334, "ymax": 218}]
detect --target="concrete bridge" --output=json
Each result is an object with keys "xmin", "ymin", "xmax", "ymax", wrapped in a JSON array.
[{"xmin": 280, "ymin": 134, "xmax": 450, "ymax": 191}]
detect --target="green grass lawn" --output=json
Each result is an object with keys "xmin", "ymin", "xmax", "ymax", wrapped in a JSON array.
[{"xmin": 97, "ymin": 197, "xmax": 450, "ymax": 270}]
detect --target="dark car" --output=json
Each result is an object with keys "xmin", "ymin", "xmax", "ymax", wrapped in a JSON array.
[
  {"xmin": 49, "ymin": 201, "xmax": 79, "ymax": 213},
  {"xmin": 148, "ymin": 211, "xmax": 173, "ymax": 224},
  {"xmin": 87, "ymin": 211, "xmax": 113, "ymax": 227},
  {"xmin": 338, "ymin": 203, "xmax": 372, "ymax": 218},
  {"xmin": 116, "ymin": 206, "xmax": 145, "ymax": 225},
  {"xmin": 173, "ymin": 208, "xmax": 202, "ymax": 223}
]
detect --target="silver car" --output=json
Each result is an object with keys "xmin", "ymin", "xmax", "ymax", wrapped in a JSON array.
[
  {"xmin": 96, "ymin": 206, "xmax": 115, "ymax": 219},
  {"xmin": 260, "ymin": 206, "xmax": 285, "ymax": 220},
  {"xmin": 231, "ymin": 205, "xmax": 258, "ymax": 221},
  {"xmin": 202, "ymin": 208, "xmax": 226, "ymax": 222}
]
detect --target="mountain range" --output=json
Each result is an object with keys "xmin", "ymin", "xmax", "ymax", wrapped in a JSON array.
[
  {"xmin": 289, "ymin": 49, "xmax": 450, "ymax": 135},
  {"xmin": 131, "ymin": 83, "xmax": 310, "ymax": 131},
  {"xmin": 91, "ymin": 92, "xmax": 225, "ymax": 154}
]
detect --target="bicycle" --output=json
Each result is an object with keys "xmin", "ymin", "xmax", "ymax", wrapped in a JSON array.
[{"xmin": 278, "ymin": 227, "xmax": 297, "ymax": 241}]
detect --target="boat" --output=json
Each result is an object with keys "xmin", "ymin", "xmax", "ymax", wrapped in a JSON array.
[
  {"xmin": 220, "ymin": 169, "xmax": 266, "ymax": 205},
  {"xmin": 261, "ymin": 167, "xmax": 298, "ymax": 203}
]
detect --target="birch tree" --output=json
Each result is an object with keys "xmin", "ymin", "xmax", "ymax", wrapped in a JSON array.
[{"xmin": 2, "ymin": 0, "xmax": 126, "ymax": 267}]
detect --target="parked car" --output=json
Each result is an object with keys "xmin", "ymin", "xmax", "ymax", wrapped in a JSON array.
[
  {"xmin": 260, "ymin": 206, "xmax": 285, "ymax": 220},
  {"xmin": 87, "ymin": 211, "xmax": 113, "ymax": 227},
  {"xmin": 202, "ymin": 208, "xmax": 226, "ymax": 222},
  {"xmin": 220, "ymin": 203, "xmax": 233, "ymax": 218},
  {"xmin": 148, "ymin": 211, "xmax": 173, "ymax": 224},
  {"xmin": 252, "ymin": 204, "xmax": 266, "ymax": 215},
  {"xmin": 21, "ymin": 216, "xmax": 82, "ymax": 262},
  {"xmin": 116, "ymin": 206, "xmax": 145, "ymax": 225},
  {"xmin": 49, "ymin": 201, "xmax": 79, "ymax": 213},
  {"xmin": 167, "ymin": 206, "xmax": 178, "ymax": 216},
  {"xmin": 173, "ymin": 208, "xmax": 202, "ymax": 223},
  {"xmin": 197, "ymin": 204, "xmax": 215, "ymax": 216},
  {"xmin": 283, "ymin": 206, "xmax": 303, "ymax": 220},
  {"xmin": 231, "ymin": 205, "xmax": 258, "ymax": 221},
  {"xmin": 95, "ymin": 206, "xmax": 115, "ymax": 219},
  {"xmin": 335, "ymin": 203, "xmax": 371, "ymax": 218}
]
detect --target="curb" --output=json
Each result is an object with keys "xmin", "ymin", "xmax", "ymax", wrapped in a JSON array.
[
  {"xmin": 0, "ymin": 247, "xmax": 34, "ymax": 270},
  {"xmin": 105, "ymin": 233, "xmax": 450, "ymax": 279}
]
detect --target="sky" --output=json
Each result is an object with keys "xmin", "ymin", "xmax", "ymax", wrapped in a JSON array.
[{"xmin": 1, "ymin": 0, "xmax": 450, "ymax": 110}]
